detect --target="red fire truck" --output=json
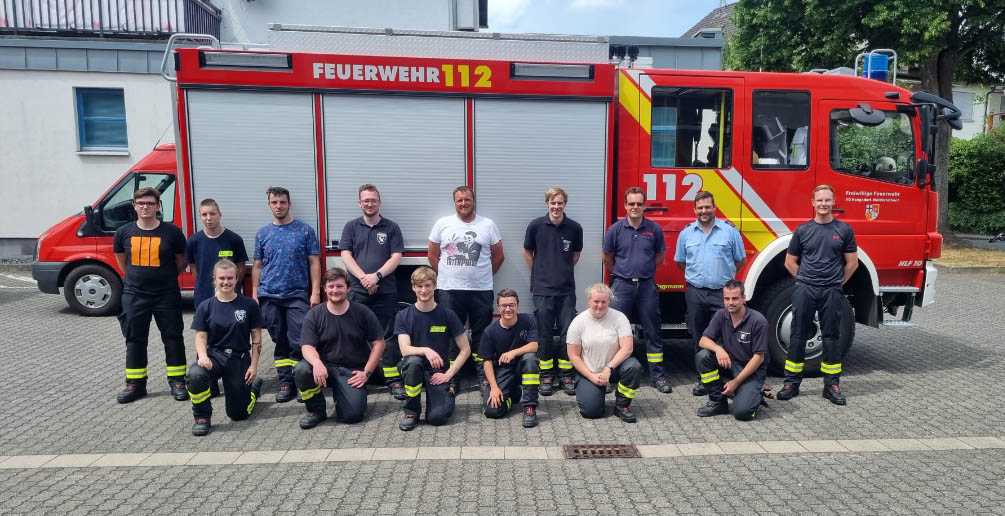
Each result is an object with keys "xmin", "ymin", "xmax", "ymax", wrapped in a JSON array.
[{"xmin": 32, "ymin": 26, "xmax": 960, "ymax": 374}]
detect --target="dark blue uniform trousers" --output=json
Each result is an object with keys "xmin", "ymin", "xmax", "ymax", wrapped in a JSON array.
[
  {"xmin": 481, "ymin": 353, "xmax": 540, "ymax": 418},
  {"xmin": 400, "ymin": 355, "xmax": 455, "ymax": 426},
  {"xmin": 610, "ymin": 278, "xmax": 665, "ymax": 381},
  {"xmin": 259, "ymin": 294, "xmax": 309, "ymax": 387},
  {"xmin": 575, "ymin": 357, "xmax": 642, "ymax": 419},
  {"xmin": 696, "ymin": 349, "xmax": 765, "ymax": 421},
  {"xmin": 293, "ymin": 361, "xmax": 368, "ymax": 423},
  {"xmin": 186, "ymin": 350, "xmax": 256, "ymax": 421}
]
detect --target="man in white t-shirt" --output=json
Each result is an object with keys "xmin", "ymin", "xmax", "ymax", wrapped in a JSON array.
[
  {"xmin": 566, "ymin": 283, "xmax": 642, "ymax": 422},
  {"xmin": 428, "ymin": 186, "xmax": 505, "ymax": 395}
]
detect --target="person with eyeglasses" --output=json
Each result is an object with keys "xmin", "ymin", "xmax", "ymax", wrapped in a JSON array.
[
  {"xmin": 113, "ymin": 186, "xmax": 189, "ymax": 403},
  {"xmin": 602, "ymin": 186, "xmax": 669, "ymax": 394},
  {"xmin": 478, "ymin": 289, "xmax": 541, "ymax": 428},
  {"xmin": 339, "ymin": 184, "xmax": 405, "ymax": 400}
]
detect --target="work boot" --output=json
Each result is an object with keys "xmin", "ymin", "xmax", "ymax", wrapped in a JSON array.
[
  {"xmin": 692, "ymin": 382, "xmax": 708, "ymax": 396},
  {"xmin": 191, "ymin": 417, "xmax": 211, "ymax": 437},
  {"xmin": 399, "ymin": 413, "xmax": 418, "ymax": 431},
  {"xmin": 652, "ymin": 378, "xmax": 672, "ymax": 394},
  {"xmin": 250, "ymin": 378, "xmax": 264, "ymax": 403},
  {"xmin": 615, "ymin": 405, "xmax": 637, "ymax": 423},
  {"xmin": 276, "ymin": 384, "xmax": 296, "ymax": 403},
  {"xmin": 697, "ymin": 399, "xmax": 729, "ymax": 417},
  {"xmin": 540, "ymin": 377, "xmax": 554, "ymax": 397},
  {"xmin": 209, "ymin": 380, "xmax": 221, "ymax": 398},
  {"xmin": 448, "ymin": 378, "xmax": 460, "ymax": 397},
  {"xmin": 299, "ymin": 411, "xmax": 327, "ymax": 429},
  {"xmin": 560, "ymin": 377, "xmax": 575, "ymax": 396},
  {"xmin": 522, "ymin": 406, "xmax": 539, "ymax": 428},
  {"xmin": 776, "ymin": 383, "xmax": 800, "ymax": 401},
  {"xmin": 116, "ymin": 383, "xmax": 147, "ymax": 404},
  {"xmin": 389, "ymin": 382, "xmax": 407, "ymax": 401},
  {"xmin": 823, "ymin": 384, "xmax": 847, "ymax": 405},
  {"xmin": 169, "ymin": 380, "xmax": 189, "ymax": 401}
]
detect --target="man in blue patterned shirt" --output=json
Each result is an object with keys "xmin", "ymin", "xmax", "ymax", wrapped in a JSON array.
[{"xmin": 252, "ymin": 186, "xmax": 321, "ymax": 403}]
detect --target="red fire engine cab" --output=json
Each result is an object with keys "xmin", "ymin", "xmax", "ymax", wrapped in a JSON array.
[{"xmin": 32, "ymin": 26, "xmax": 960, "ymax": 374}]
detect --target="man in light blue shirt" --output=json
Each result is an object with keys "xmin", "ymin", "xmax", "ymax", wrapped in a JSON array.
[{"xmin": 674, "ymin": 191, "xmax": 746, "ymax": 396}]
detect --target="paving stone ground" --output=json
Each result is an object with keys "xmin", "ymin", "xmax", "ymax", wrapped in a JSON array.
[{"xmin": 0, "ymin": 271, "xmax": 1003, "ymax": 514}]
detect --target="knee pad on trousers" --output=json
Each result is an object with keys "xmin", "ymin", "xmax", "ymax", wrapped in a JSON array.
[
  {"xmin": 292, "ymin": 361, "xmax": 314, "ymax": 385},
  {"xmin": 185, "ymin": 366, "xmax": 210, "ymax": 391}
]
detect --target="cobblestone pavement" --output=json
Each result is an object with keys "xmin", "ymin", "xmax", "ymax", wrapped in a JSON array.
[{"xmin": 0, "ymin": 271, "xmax": 1003, "ymax": 514}]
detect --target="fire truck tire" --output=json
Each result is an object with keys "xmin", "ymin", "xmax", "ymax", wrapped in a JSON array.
[
  {"xmin": 756, "ymin": 279, "xmax": 854, "ymax": 376},
  {"xmin": 63, "ymin": 264, "xmax": 122, "ymax": 317}
]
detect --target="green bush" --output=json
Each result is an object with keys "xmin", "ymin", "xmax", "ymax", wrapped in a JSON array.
[{"xmin": 948, "ymin": 128, "xmax": 1005, "ymax": 235}]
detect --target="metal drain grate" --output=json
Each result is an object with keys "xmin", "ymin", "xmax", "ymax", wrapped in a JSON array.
[{"xmin": 563, "ymin": 444, "xmax": 640, "ymax": 459}]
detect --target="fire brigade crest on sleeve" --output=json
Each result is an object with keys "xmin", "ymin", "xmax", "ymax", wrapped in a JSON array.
[
  {"xmin": 865, "ymin": 204, "xmax": 880, "ymax": 221},
  {"xmin": 377, "ymin": 232, "xmax": 387, "ymax": 245},
  {"xmin": 234, "ymin": 309, "xmax": 247, "ymax": 323}
]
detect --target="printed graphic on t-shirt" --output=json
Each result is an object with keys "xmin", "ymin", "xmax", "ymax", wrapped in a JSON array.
[
  {"xmin": 235, "ymin": 309, "xmax": 247, "ymax": 323},
  {"xmin": 130, "ymin": 236, "xmax": 162, "ymax": 266},
  {"xmin": 444, "ymin": 230, "xmax": 483, "ymax": 267},
  {"xmin": 376, "ymin": 231, "xmax": 388, "ymax": 245},
  {"xmin": 562, "ymin": 239, "xmax": 572, "ymax": 252}
]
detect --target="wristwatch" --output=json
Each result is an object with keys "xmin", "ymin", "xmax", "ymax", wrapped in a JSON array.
[
  {"xmin": 364, "ymin": 370, "xmax": 372, "ymax": 378},
  {"xmin": 375, "ymin": 271, "xmax": 383, "ymax": 281}
]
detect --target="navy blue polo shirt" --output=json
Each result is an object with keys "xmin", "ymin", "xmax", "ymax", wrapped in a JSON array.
[
  {"xmin": 602, "ymin": 217, "xmax": 666, "ymax": 279},
  {"xmin": 523, "ymin": 214, "xmax": 584, "ymax": 296},
  {"xmin": 191, "ymin": 295, "xmax": 265, "ymax": 354},
  {"xmin": 393, "ymin": 304, "xmax": 466, "ymax": 365},
  {"xmin": 702, "ymin": 307, "xmax": 768, "ymax": 370},
  {"xmin": 478, "ymin": 313, "xmax": 539, "ymax": 365},
  {"xmin": 339, "ymin": 216, "xmax": 404, "ymax": 295},
  {"xmin": 185, "ymin": 228, "xmax": 249, "ymax": 307}
]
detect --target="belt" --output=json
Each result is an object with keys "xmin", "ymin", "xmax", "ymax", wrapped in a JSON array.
[
  {"xmin": 613, "ymin": 276, "xmax": 652, "ymax": 283},
  {"xmin": 686, "ymin": 282, "xmax": 724, "ymax": 291},
  {"xmin": 214, "ymin": 348, "xmax": 248, "ymax": 359}
]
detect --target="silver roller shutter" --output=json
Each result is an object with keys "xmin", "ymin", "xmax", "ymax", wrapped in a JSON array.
[
  {"xmin": 323, "ymin": 94, "xmax": 466, "ymax": 250},
  {"xmin": 474, "ymin": 99, "xmax": 609, "ymax": 313},
  {"xmin": 186, "ymin": 90, "xmax": 318, "ymax": 260}
]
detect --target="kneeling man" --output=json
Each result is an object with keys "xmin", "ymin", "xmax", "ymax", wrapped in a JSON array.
[
  {"xmin": 696, "ymin": 279, "xmax": 767, "ymax": 421},
  {"xmin": 295, "ymin": 267, "xmax": 385, "ymax": 429},
  {"xmin": 480, "ymin": 289, "xmax": 540, "ymax": 427}
]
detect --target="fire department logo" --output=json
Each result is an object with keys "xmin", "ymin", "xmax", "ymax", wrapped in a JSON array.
[
  {"xmin": 234, "ymin": 309, "xmax": 247, "ymax": 323},
  {"xmin": 562, "ymin": 239, "xmax": 572, "ymax": 252},
  {"xmin": 520, "ymin": 330, "xmax": 529, "ymax": 340},
  {"xmin": 738, "ymin": 330, "xmax": 751, "ymax": 344},
  {"xmin": 865, "ymin": 204, "xmax": 880, "ymax": 221},
  {"xmin": 377, "ymin": 232, "xmax": 388, "ymax": 245}
]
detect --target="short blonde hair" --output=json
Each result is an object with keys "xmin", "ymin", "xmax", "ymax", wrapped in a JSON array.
[
  {"xmin": 411, "ymin": 266, "xmax": 437, "ymax": 286},
  {"xmin": 545, "ymin": 187, "xmax": 567, "ymax": 203},
  {"xmin": 585, "ymin": 282, "xmax": 614, "ymax": 300}
]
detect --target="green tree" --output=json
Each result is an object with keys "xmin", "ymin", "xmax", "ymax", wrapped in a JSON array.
[{"xmin": 723, "ymin": 0, "xmax": 1005, "ymax": 235}]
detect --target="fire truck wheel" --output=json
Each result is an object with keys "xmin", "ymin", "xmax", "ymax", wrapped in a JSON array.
[
  {"xmin": 756, "ymin": 279, "xmax": 854, "ymax": 376},
  {"xmin": 63, "ymin": 264, "xmax": 122, "ymax": 317}
]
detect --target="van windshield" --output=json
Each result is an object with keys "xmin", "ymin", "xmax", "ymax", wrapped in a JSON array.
[{"xmin": 96, "ymin": 173, "xmax": 176, "ymax": 232}]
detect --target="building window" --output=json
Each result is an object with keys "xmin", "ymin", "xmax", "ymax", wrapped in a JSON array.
[
  {"xmin": 951, "ymin": 91, "xmax": 974, "ymax": 122},
  {"xmin": 751, "ymin": 90, "xmax": 810, "ymax": 170},
  {"xmin": 75, "ymin": 88, "xmax": 128, "ymax": 150},
  {"xmin": 651, "ymin": 87, "xmax": 733, "ymax": 169}
]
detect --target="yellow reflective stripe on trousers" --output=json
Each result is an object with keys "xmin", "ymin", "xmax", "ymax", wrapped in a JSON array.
[
  {"xmin": 246, "ymin": 391, "xmax": 257, "ymax": 414},
  {"xmin": 616, "ymin": 382, "xmax": 637, "ymax": 399},
  {"xmin": 382, "ymin": 367, "xmax": 400, "ymax": 378},
  {"xmin": 299, "ymin": 385, "xmax": 321, "ymax": 401},
  {"xmin": 820, "ymin": 362, "xmax": 842, "ymax": 374},
  {"xmin": 404, "ymin": 384, "xmax": 423, "ymax": 397},
  {"xmin": 646, "ymin": 352, "xmax": 663, "ymax": 363},
  {"xmin": 522, "ymin": 373, "xmax": 541, "ymax": 385},
  {"xmin": 472, "ymin": 353, "xmax": 484, "ymax": 362},
  {"xmin": 166, "ymin": 365, "xmax": 187, "ymax": 377},
  {"xmin": 700, "ymin": 370, "xmax": 721, "ymax": 383},
  {"xmin": 784, "ymin": 360, "xmax": 804, "ymax": 373},
  {"xmin": 188, "ymin": 388, "xmax": 211, "ymax": 404},
  {"xmin": 125, "ymin": 368, "xmax": 147, "ymax": 379},
  {"xmin": 539, "ymin": 359, "xmax": 554, "ymax": 370},
  {"xmin": 557, "ymin": 359, "xmax": 573, "ymax": 370}
]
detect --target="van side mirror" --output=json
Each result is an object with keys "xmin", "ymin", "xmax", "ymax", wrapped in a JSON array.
[{"xmin": 78, "ymin": 205, "xmax": 101, "ymax": 237}]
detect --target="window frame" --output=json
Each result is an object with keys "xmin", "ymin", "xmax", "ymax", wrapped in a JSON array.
[
  {"xmin": 750, "ymin": 89, "xmax": 812, "ymax": 171},
  {"xmin": 649, "ymin": 86, "xmax": 735, "ymax": 170},
  {"xmin": 74, "ymin": 87, "xmax": 129, "ymax": 152}
]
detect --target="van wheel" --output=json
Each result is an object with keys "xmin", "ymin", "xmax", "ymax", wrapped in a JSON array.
[
  {"xmin": 64, "ymin": 264, "xmax": 122, "ymax": 317},
  {"xmin": 756, "ymin": 279, "xmax": 854, "ymax": 376}
]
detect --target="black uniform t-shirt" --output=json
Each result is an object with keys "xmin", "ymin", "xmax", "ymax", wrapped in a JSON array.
[
  {"xmin": 478, "ymin": 313, "xmax": 539, "ymax": 365},
  {"xmin": 113, "ymin": 222, "xmax": 187, "ymax": 295},
  {"xmin": 787, "ymin": 219, "xmax": 857, "ymax": 287},
  {"xmin": 301, "ymin": 302, "xmax": 383, "ymax": 369},
  {"xmin": 190, "ymin": 295, "xmax": 265, "ymax": 354},
  {"xmin": 393, "ymin": 304, "xmax": 465, "ymax": 365}
]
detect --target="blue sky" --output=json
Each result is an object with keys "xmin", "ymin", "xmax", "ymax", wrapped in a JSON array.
[{"xmin": 486, "ymin": 0, "xmax": 722, "ymax": 38}]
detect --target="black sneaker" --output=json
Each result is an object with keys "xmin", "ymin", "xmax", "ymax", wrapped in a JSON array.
[
  {"xmin": 116, "ymin": 383, "xmax": 147, "ymax": 404},
  {"xmin": 692, "ymin": 382, "xmax": 708, "ymax": 396},
  {"xmin": 776, "ymin": 383, "xmax": 800, "ymax": 401},
  {"xmin": 823, "ymin": 384, "xmax": 847, "ymax": 405},
  {"xmin": 389, "ymin": 382, "xmax": 407, "ymax": 401},
  {"xmin": 560, "ymin": 377, "xmax": 576, "ymax": 396},
  {"xmin": 540, "ymin": 377, "xmax": 554, "ymax": 397},
  {"xmin": 696, "ymin": 399, "xmax": 729, "ymax": 417},
  {"xmin": 192, "ymin": 417, "xmax": 211, "ymax": 436},
  {"xmin": 299, "ymin": 411, "xmax": 327, "ymax": 429},
  {"xmin": 209, "ymin": 380, "xmax": 221, "ymax": 398},
  {"xmin": 276, "ymin": 384, "xmax": 296, "ymax": 403},
  {"xmin": 170, "ymin": 380, "xmax": 189, "ymax": 401},
  {"xmin": 615, "ymin": 405, "xmax": 637, "ymax": 423},
  {"xmin": 652, "ymin": 378, "xmax": 672, "ymax": 394},
  {"xmin": 399, "ymin": 413, "xmax": 418, "ymax": 431},
  {"xmin": 522, "ymin": 406, "xmax": 539, "ymax": 428}
]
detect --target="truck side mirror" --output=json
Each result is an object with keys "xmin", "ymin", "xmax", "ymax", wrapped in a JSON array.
[
  {"xmin": 849, "ymin": 103, "xmax": 885, "ymax": 126},
  {"xmin": 916, "ymin": 158, "xmax": 936, "ymax": 187}
]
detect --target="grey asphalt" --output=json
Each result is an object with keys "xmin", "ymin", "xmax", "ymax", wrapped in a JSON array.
[{"xmin": 0, "ymin": 270, "xmax": 1003, "ymax": 515}]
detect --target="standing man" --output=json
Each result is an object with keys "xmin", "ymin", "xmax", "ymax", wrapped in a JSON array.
[
  {"xmin": 253, "ymin": 186, "xmax": 321, "ymax": 403},
  {"xmin": 674, "ymin": 191, "xmax": 746, "ymax": 397},
  {"xmin": 479, "ymin": 289, "xmax": 541, "ymax": 428},
  {"xmin": 428, "ymin": 186, "xmax": 504, "ymax": 396},
  {"xmin": 602, "ymin": 187, "xmax": 669, "ymax": 393},
  {"xmin": 779, "ymin": 185, "xmax": 858, "ymax": 405},
  {"xmin": 695, "ymin": 280, "xmax": 767, "ymax": 421},
  {"xmin": 396, "ymin": 266, "xmax": 470, "ymax": 431},
  {"xmin": 185, "ymin": 199, "xmax": 248, "ymax": 309},
  {"xmin": 340, "ymin": 184, "xmax": 405, "ymax": 400},
  {"xmin": 523, "ymin": 187, "xmax": 583, "ymax": 397},
  {"xmin": 293, "ymin": 267, "xmax": 385, "ymax": 429},
  {"xmin": 113, "ymin": 187, "xmax": 188, "ymax": 403}
]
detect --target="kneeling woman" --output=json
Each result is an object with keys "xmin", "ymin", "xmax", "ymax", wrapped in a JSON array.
[
  {"xmin": 186, "ymin": 259, "xmax": 264, "ymax": 436},
  {"xmin": 566, "ymin": 283, "xmax": 642, "ymax": 423}
]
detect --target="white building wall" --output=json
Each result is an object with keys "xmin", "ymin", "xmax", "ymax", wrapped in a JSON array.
[
  {"xmin": 0, "ymin": 69, "xmax": 174, "ymax": 239},
  {"xmin": 951, "ymin": 85, "xmax": 1005, "ymax": 140}
]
